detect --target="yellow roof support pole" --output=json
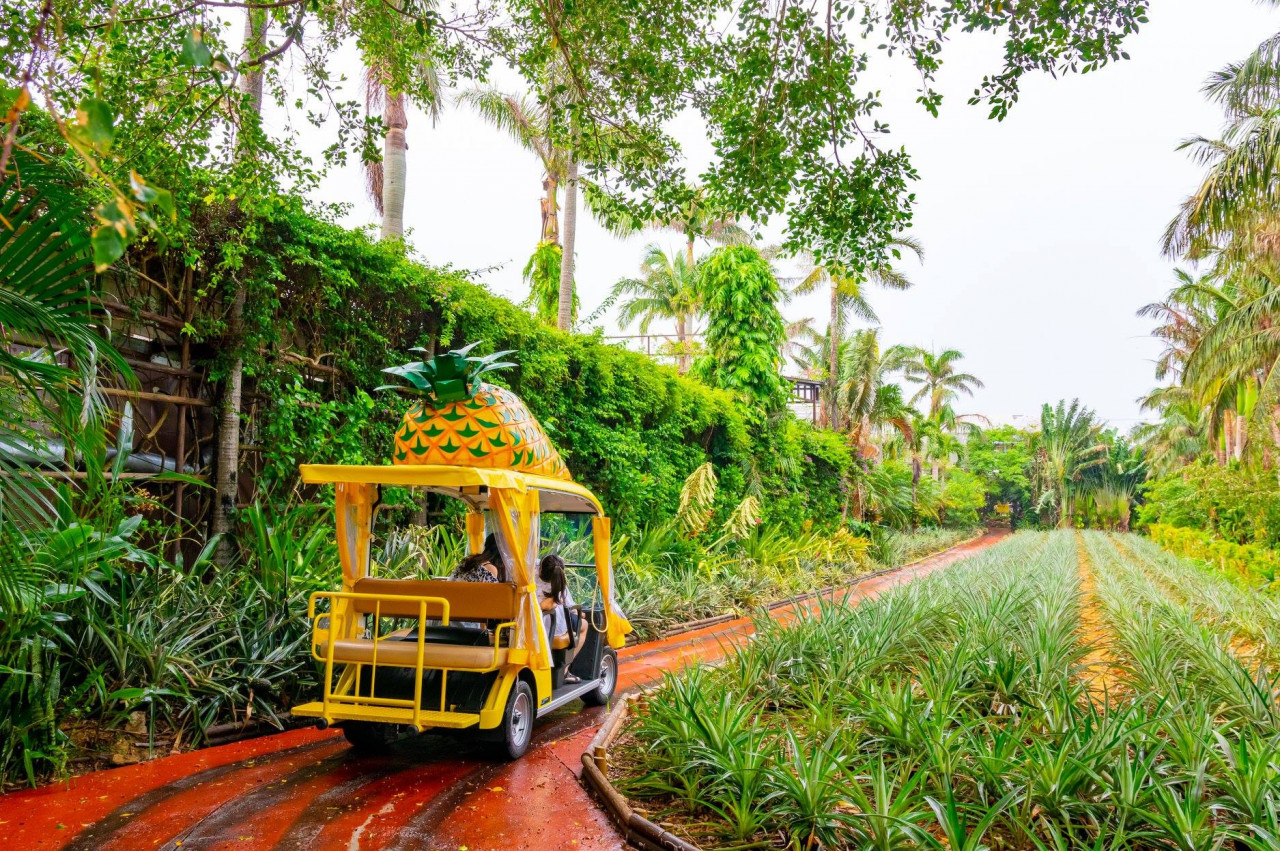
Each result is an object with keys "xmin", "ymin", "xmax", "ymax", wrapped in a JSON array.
[
  {"xmin": 335, "ymin": 481, "xmax": 378, "ymax": 585},
  {"xmin": 466, "ymin": 509, "xmax": 486, "ymax": 555},
  {"xmin": 593, "ymin": 515, "xmax": 633, "ymax": 648}
]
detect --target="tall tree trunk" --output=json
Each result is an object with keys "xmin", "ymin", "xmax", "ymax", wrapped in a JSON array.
[
  {"xmin": 214, "ymin": 10, "xmax": 264, "ymax": 567},
  {"xmin": 540, "ymin": 175, "xmax": 559, "ymax": 243},
  {"xmin": 1058, "ymin": 484, "xmax": 1073, "ymax": 529},
  {"xmin": 676, "ymin": 313, "xmax": 689, "ymax": 374},
  {"xmin": 827, "ymin": 284, "xmax": 839, "ymax": 429},
  {"xmin": 1234, "ymin": 408, "xmax": 1246, "ymax": 462},
  {"xmin": 214, "ymin": 284, "xmax": 246, "ymax": 563},
  {"xmin": 381, "ymin": 92, "xmax": 407, "ymax": 240},
  {"xmin": 686, "ymin": 233, "xmax": 695, "ymax": 269},
  {"xmin": 557, "ymin": 156, "xmax": 578, "ymax": 331},
  {"xmin": 238, "ymin": 12, "xmax": 265, "ymax": 116}
]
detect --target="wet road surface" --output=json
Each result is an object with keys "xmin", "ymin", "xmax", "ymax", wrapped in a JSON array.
[{"xmin": 0, "ymin": 532, "xmax": 1004, "ymax": 850}]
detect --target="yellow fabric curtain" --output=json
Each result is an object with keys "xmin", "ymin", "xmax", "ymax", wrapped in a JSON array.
[
  {"xmin": 592, "ymin": 516, "xmax": 632, "ymax": 648},
  {"xmin": 489, "ymin": 488, "xmax": 551, "ymax": 669},
  {"xmin": 335, "ymin": 482, "xmax": 377, "ymax": 584}
]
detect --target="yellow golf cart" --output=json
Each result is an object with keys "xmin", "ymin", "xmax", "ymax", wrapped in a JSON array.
[{"xmin": 290, "ymin": 344, "xmax": 631, "ymax": 758}]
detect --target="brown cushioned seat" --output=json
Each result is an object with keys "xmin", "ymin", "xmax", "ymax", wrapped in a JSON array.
[
  {"xmin": 328, "ymin": 638, "xmax": 507, "ymax": 670},
  {"xmin": 350, "ymin": 578, "xmax": 519, "ymax": 622}
]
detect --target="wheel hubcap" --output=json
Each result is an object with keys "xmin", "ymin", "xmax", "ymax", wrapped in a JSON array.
[
  {"xmin": 599, "ymin": 656, "xmax": 616, "ymax": 696},
  {"xmin": 511, "ymin": 691, "xmax": 531, "ymax": 744}
]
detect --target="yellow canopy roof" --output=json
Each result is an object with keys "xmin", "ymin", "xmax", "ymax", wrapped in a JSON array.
[{"xmin": 299, "ymin": 464, "xmax": 603, "ymax": 515}]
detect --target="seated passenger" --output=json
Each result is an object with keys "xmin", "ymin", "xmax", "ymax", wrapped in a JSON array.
[
  {"xmin": 445, "ymin": 535, "xmax": 507, "ymax": 631},
  {"xmin": 449, "ymin": 533, "xmax": 507, "ymax": 583},
  {"xmin": 450, "ymin": 553, "xmax": 498, "ymax": 584},
  {"xmin": 538, "ymin": 554, "xmax": 588, "ymax": 680}
]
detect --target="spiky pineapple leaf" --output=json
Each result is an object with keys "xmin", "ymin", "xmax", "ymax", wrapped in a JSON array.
[{"xmin": 380, "ymin": 342, "xmax": 516, "ymax": 403}]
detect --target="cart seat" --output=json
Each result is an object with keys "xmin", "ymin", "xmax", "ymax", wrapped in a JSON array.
[
  {"xmin": 350, "ymin": 577, "xmax": 519, "ymax": 621},
  {"xmin": 410, "ymin": 625, "xmax": 492, "ymax": 645},
  {"xmin": 328, "ymin": 638, "xmax": 508, "ymax": 670}
]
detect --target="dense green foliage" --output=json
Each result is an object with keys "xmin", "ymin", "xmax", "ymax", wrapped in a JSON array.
[
  {"xmin": 1148, "ymin": 522, "xmax": 1280, "ymax": 585},
  {"xmin": 194, "ymin": 199, "xmax": 831, "ymax": 528},
  {"xmin": 620, "ymin": 531, "xmax": 1280, "ymax": 851},
  {"xmin": 963, "ymin": 426, "xmax": 1034, "ymax": 521},
  {"xmin": 695, "ymin": 246, "xmax": 788, "ymax": 412},
  {"xmin": 1138, "ymin": 462, "xmax": 1280, "ymax": 548},
  {"xmin": 1, "ymin": 0, "xmax": 1149, "ymax": 273},
  {"xmin": 0, "ymin": 192, "xmax": 926, "ymax": 786}
]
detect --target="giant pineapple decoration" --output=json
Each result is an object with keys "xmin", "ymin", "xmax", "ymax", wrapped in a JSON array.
[{"xmin": 378, "ymin": 343, "xmax": 570, "ymax": 480}]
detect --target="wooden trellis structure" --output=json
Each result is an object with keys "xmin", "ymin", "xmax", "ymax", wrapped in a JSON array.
[{"xmin": 5, "ymin": 263, "xmax": 343, "ymax": 546}]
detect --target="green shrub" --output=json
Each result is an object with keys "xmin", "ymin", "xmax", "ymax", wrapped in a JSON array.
[
  {"xmin": 1136, "ymin": 462, "xmax": 1280, "ymax": 547},
  {"xmin": 1148, "ymin": 523, "xmax": 1280, "ymax": 585},
  {"xmin": 940, "ymin": 468, "xmax": 987, "ymax": 528}
]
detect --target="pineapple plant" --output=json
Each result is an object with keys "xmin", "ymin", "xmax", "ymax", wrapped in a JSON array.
[{"xmin": 378, "ymin": 343, "xmax": 571, "ymax": 480}]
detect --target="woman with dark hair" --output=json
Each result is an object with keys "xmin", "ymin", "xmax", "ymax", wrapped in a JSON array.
[
  {"xmin": 481, "ymin": 533, "xmax": 507, "ymax": 581},
  {"xmin": 445, "ymin": 533, "xmax": 508, "ymax": 631},
  {"xmin": 538, "ymin": 553, "xmax": 587, "ymax": 679},
  {"xmin": 449, "ymin": 533, "xmax": 506, "ymax": 583}
]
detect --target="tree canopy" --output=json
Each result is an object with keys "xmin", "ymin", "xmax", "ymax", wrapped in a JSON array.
[{"xmin": 3, "ymin": 0, "xmax": 1148, "ymax": 270}]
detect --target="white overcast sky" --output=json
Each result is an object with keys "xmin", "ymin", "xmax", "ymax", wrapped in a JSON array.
[{"xmin": 267, "ymin": 0, "xmax": 1277, "ymax": 428}]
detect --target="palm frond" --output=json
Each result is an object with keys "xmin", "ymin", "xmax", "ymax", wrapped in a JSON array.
[{"xmin": 457, "ymin": 88, "xmax": 552, "ymax": 168}]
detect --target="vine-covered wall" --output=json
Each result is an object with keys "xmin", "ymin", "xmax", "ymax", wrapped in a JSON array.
[{"xmin": 214, "ymin": 198, "xmax": 851, "ymax": 532}]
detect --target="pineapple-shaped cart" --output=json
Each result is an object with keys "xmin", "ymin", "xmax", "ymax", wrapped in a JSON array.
[{"xmin": 290, "ymin": 344, "xmax": 631, "ymax": 759}]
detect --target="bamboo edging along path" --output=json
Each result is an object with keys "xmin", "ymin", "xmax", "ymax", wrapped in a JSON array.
[{"xmin": 580, "ymin": 694, "xmax": 700, "ymax": 851}]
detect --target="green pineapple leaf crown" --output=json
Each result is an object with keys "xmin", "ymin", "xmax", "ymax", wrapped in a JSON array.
[{"xmin": 377, "ymin": 342, "xmax": 517, "ymax": 406}]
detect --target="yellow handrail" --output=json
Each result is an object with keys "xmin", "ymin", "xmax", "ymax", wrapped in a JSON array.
[
  {"xmin": 307, "ymin": 591, "xmax": 516, "ymax": 728},
  {"xmin": 309, "ymin": 590, "xmax": 449, "ymax": 727}
]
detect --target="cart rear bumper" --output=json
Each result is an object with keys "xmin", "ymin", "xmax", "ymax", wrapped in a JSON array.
[{"xmin": 292, "ymin": 701, "xmax": 481, "ymax": 730}]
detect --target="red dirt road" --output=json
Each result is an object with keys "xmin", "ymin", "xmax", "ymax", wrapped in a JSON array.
[{"xmin": 0, "ymin": 532, "xmax": 1004, "ymax": 850}]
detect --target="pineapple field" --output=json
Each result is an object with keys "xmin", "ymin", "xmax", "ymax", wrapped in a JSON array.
[{"xmin": 614, "ymin": 531, "xmax": 1280, "ymax": 851}]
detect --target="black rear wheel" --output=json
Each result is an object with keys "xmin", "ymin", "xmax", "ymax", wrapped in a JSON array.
[{"xmin": 580, "ymin": 648, "xmax": 618, "ymax": 707}]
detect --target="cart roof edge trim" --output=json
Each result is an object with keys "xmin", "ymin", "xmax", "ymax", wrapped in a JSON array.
[{"xmin": 298, "ymin": 463, "xmax": 604, "ymax": 515}]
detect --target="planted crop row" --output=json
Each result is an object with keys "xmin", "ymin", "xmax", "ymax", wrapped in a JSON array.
[
  {"xmin": 1117, "ymin": 533, "xmax": 1280, "ymax": 661},
  {"xmin": 1083, "ymin": 532, "xmax": 1280, "ymax": 730},
  {"xmin": 617, "ymin": 531, "xmax": 1280, "ymax": 850}
]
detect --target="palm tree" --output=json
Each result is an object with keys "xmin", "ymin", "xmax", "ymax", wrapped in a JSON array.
[
  {"xmin": 460, "ymin": 83, "xmax": 588, "ymax": 329},
  {"xmin": 1164, "ymin": 13, "xmax": 1280, "ymax": 260},
  {"xmin": 834, "ymin": 331, "xmax": 914, "ymax": 520},
  {"xmin": 794, "ymin": 237, "xmax": 923, "ymax": 428},
  {"xmin": 0, "ymin": 150, "xmax": 132, "ymax": 603},
  {"xmin": 1149, "ymin": 263, "xmax": 1273, "ymax": 464},
  {"xmin": 1034, "ymin": 399, "xmax": 1108, "ymax": 528},
  {"xmin": 363, "ymin": 54, "xmax": 442, "ymax": 241},
  {"xmin": 900, "ymin": 347, "xmax": 984, "ymax": 419},
  {"xmin": 836, "ymin": 329, "xmax": 914, "ymax": 453},
  {"xmin": 1090, "ymin": 439, "xmax": 1148, "ymax": 532},
  {"xmin": 459, "ymin": 89, "xmax": 568, "ymax": 247},
  {"xmin": 611, "ymin": 245, "xmax": 701, "ymax": 372},
  {"xmin": 926, "ymin": 402, "xmax": 989, "ymax": 481},
  {"xmin": 782, "ymin": 317, "xmax": 820, "ymax": 376},
  {"xmin": 1137, "ymin": 268, "xmax": 1236, "ymax": 382},
  {"xmin": 1134, "ymin": 388, "xmax": 1209, "ymax": 474}
]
